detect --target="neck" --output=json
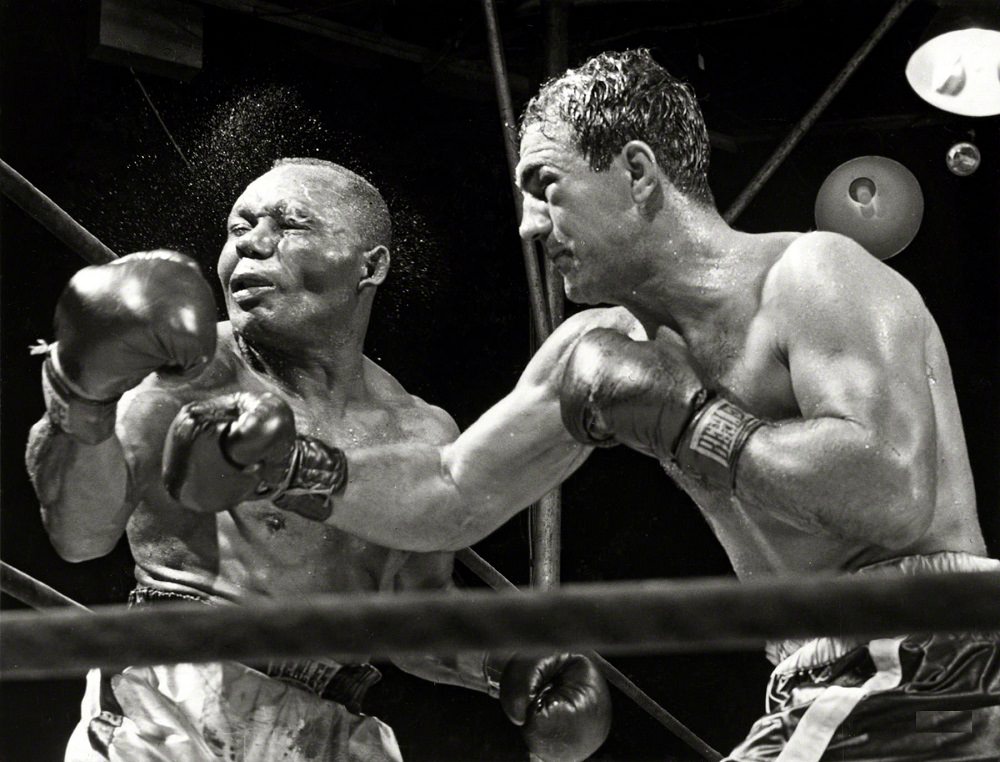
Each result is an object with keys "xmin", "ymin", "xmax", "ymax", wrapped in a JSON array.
[
  {"xmin": 620, "ymin": 204, "xmax": 778, "ymax": 345},
  {"xmin": 235, "ymin": 318, "xmax": 369, "ymax": 405}
]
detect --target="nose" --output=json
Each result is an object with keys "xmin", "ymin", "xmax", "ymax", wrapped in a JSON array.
[
  {"xmin": 518, "ymin": 195, "xmax": 552, "ymax": 243},
  {"xmin": 235, "ymin": 220, "xmax": 278, "ymax": 260}
]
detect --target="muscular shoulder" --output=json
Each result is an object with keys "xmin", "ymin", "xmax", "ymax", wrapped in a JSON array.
[
  {"xmin": 763, "ymin": 232, "xmax": 928, "ymax": 342},
  {"xmin": 766, "ymin": 232, "xmax": 920, "ymax": 302},
  {"xmin": 363, "ymin": 357, "xmax": 459, "ymax": 445}
]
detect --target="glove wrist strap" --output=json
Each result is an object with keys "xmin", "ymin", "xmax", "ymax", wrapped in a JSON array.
[
  {"xmin": 674, "ymin": 396, "xmax": 765, "ymax": 490},
  {"xmin": 41, "ymin": 352, "xmax": 118, "ymax": 445},
  {"xmin": 267, "ymin": 436, "xmax": 348, "ymax": 522}
]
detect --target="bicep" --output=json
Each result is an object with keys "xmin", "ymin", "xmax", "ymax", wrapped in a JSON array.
[
  {"xmin": 781, "ymin": 258, "xmax": 934, "ymax": 463},
  {"xmin": 27, "ymin": 412, "xmax": 135, "ymax": 561}
]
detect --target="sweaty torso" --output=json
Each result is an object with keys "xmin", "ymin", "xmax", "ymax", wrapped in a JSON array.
[
  {"xmin": 597, "ymin": 234, "xmax": 982, "ymax": 579},
  {"xmin": 116, "ymin": 324, "xmax": 452, "ymax": 603}
]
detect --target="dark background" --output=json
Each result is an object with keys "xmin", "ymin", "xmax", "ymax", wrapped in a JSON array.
[{"xmin": 1, "ymin": 0, "xmax": 998, "ymax": 759}]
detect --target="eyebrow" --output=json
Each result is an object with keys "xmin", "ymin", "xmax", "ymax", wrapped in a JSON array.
[
  {"xmin": 515, "ymin": 162, "xmax": 543, "ymax": 192},
  {"xmin": 267, "ymin": 202, "xmax": 313, "ymax": 219},
  {"xmin": 229, "ymin": 201, "xmax": 314, "ymax": 220}
]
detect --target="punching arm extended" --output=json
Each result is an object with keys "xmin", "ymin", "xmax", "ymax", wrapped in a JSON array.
[
  {"xmin": 337, "ymin": 308, "xmax": 639, "ymax": 551},
  {"xmin": 162, "ymin": 308, "xmax": 636, "ymax": 550},
  {"xmin": 342, "ymin": 380, "xmax": 589, "ymax": 550}
]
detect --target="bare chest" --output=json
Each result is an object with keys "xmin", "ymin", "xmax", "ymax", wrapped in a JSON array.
[
  {"xmin": 660, "ymin": 318, "xmax": 859, "ymax": 575},
  {"xmin": 688, "ymin": 317, "xmax": 796, "ymax": 421},
  {"xmin": 224, "ymin": 502, "xmax": 407, "ymax": 595}
]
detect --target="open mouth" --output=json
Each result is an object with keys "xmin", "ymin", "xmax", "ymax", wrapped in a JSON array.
[{"xmin": 229, "ymin": 272, "xmax": 275, "ymax": 303}]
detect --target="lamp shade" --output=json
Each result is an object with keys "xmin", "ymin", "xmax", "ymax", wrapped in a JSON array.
[
  {"xmin": 814, "ymin": 156, "xmax": 924, "ymax": 260},
  {"xmin": 905, "ymin": 1, "xmax": 1000, "ymax": 117}
]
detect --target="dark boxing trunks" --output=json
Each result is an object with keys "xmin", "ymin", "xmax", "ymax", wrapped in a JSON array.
[{"xmin": 726, "ymin": 552, "xmax": 1000, "ymax": 762}]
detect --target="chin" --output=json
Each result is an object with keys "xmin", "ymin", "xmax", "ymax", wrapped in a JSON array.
[
  {"xmin": 229, "ymin": 304, "xmax": 279, "ymax": 342},
  {"xmin": 562, "ymin": 278, "xmax": 601, "ymax": 306}
]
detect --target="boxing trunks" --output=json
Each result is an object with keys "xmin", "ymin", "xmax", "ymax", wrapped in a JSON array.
[
  {"xmin": 725, "ymin": 552, "xmax": 1000, "ymax": 762},
  {"xmin": 64, "ymin": 587, "xmax": 402, "ymax": 762}
]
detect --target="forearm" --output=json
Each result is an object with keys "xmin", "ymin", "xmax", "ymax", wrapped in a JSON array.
[
  {"xmin": 390, "ymin": 651, "xmax": 495, "ymax": 694},
  {"xmin": 337, "ymin": 390, "xmax": 589, "ymax": 551},
  {"xmin": 733, "ymin": 417, "xmax": 933, "ymax": 547},
  {"xmin": 26, "ymin": 416, "xmax": 133, "ymax": 561}
]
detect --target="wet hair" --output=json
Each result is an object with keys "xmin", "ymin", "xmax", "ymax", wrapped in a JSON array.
[
  {"xmin": 520, "ymin": 49, "xmax": 713, "ymax": 205},
  {"xmin": 272, "ymin": 157, "xmax": 392, "ymax": 251}
]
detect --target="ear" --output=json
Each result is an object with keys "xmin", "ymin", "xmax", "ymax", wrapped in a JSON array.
[
  {"xmin": 358, "ymin": 245, "xmax": 390, "ymax": 292},
  {"xmin": 622, "ymin": 140, "xmax": 660, "ymax": 205}
]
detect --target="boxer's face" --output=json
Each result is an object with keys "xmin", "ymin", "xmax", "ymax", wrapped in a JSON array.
[
  {"xmin": 516, "ymin": 121, "xmax": 637, "ymax": 305},
  {"xmin": 218, "ymin": 165, "xmax": 367, "ymax": 339}
]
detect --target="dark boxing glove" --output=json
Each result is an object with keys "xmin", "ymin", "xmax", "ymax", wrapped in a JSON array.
[
  {"xmin": 43, "ymin": 250, "xmax": 217, "ymax": 444},
  {"xmin": 488, "ymin": 653, "xmax": 612, "ymax": 762},
  {"xmin": 559, "ymin": 328, "xmax": 765, "ymax": 489},
  {"xmin": 162, "ymin": 391, "xmax": 347, "ymax": 521}
]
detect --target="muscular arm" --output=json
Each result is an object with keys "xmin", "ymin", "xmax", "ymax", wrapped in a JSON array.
[
  {"xmin": 734, "ymin": 237, "xmax": 937, "ymax": 548},
  {"xmin": 386, "ymin": 551, "xmax": 495, "ymax": 693},
  {"xmin": 27, "ymin": 378, "xmax": 193, "ymax": 562},
  {"xmin": 26, "ymin": 414, "xmax": 133, "ymax": 562},
  {"xmin": 334, "ymin": 307, "xmax": 640, "ymax": 551}
]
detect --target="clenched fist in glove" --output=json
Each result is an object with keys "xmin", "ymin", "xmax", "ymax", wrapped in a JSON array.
[
  {"xmin": 162, "ymin": 391, "xmax": 346, "ymax": 521},
  {"xmin": 43, "ymin": 250, "xmax": 217, "ymax": 444},
  {"xmin": 488, "ymin": 653, "xmax": 612, "ymax": 762},
  {"xmin": 559, "ymin": 328, "xmax": 765, "ymax": 490}
]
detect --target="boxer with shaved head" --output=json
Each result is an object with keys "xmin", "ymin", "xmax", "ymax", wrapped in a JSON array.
[{"xmin": 27, "ymin": 157, "xmax": 610, "ymax": 762}]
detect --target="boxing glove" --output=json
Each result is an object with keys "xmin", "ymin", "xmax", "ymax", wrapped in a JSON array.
[
  {"xmin": 43, "ymin": 250, "xmax": 217, "ymax": 444},
  {"xmin": 162, "ymin": 391, "xmax": 347, "ymax": 520},
  {"xmin": 559, "ymin": 328, "xmax": 765, "ymax": 489},
  {"xmin": 489, "ymin": 653, "xmax": 612, "ymax": 762}
]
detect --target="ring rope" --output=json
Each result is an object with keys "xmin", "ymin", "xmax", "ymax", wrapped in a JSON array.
[
  {"xmin": 3, "ymin": 570, "xmax": 999, "ymax": 681},
  {"xmin": 0, "ymin": 157, "xmax": 118, "ymax": 265},
  {"xmin": 1, "ymin": 555, "xmax": 722, "ymax": 760},
  {"xmin": 457, "ymin": 548, "xmax": 722, "ymax": 760},
  {"xmin": 0, "ymin": 560, "xmax": 90, "ymax": 612}
]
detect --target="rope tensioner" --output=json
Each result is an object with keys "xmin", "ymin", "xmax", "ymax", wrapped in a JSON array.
[{"xmin": 4, "ymin": 571, "xmax": 999, "ymax": 680}]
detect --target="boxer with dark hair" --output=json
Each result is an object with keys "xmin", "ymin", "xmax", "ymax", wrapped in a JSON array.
[
  {"xmin": 27, "ymin": 158, "xmax": 610, "ymax": 762},
  {"xmin": 160, "ymin": 50, "xmax": 1000, "ymax": 760},
  {"xmin": 515, "ymin": 49, "xmax": 1000, "ymax": 760}
]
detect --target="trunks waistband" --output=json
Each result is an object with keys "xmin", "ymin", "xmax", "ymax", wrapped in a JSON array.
[
  {"xmin": 767, "ymin": 551, "xmax": 1000, "ymax": 670},
  {"xmin": 127, "ymin": 585, "xmax": 381, "ymax": 712}
]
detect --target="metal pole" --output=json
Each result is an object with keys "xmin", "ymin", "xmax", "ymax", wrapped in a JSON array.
[
  {"xmin": 527, "ymin": 0, "xmax": 572, "ymax": 594},
  {"xmin": 481, "ymin": 0, "xmax": 551, "ymax": 341},
  {"xmin": 723, "ymin": 0, "xmax": 916, "ymax": 224},
  {"xmin": 0, "ymin": 158, "xmax": 118, "ymax": 264},
  {"xmin": 542, "ymin": 0, "xmax": 568, "ymax": 331}
]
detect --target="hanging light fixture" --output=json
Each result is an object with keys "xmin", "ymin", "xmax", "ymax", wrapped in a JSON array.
[
  {"xmin": 814, "ymin": 156, "xmax": 925, "ymax": 260},
  {"xmin": 905, "ymin": 0, "xmax": 1000, "ymax": 117}
]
